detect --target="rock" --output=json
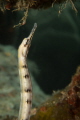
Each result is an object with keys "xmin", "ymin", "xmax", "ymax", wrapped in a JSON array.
[{"xmin": 30, "ymin": 66, "xmax": 80, "ymax": 120}]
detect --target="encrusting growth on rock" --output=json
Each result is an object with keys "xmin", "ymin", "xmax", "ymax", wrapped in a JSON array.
[{"xmin": 30, "ymin": 66, "xmax": 80, "ymax": 120}]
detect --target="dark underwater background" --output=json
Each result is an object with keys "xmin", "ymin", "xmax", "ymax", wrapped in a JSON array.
[{"xmin": 0, "ymin": 0, "xmax": 80, "ymax": 117}]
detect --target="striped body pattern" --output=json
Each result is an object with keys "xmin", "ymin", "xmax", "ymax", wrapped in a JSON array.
[{"xmin": 18, "ymin": 23, "xmax": 37, "ymax": 120}]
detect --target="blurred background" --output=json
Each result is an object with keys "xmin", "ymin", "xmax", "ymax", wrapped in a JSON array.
[{"xmin": 0, "ymin": 0, "xmax": 80, "ymax": 117}]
